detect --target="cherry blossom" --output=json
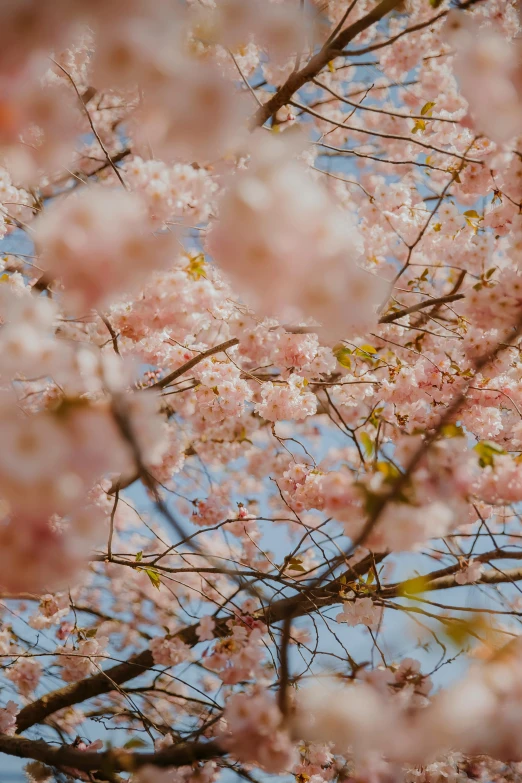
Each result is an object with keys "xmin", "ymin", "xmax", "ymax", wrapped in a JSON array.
[
  {"xmin": 150, "ymin": 636, "xmax": 192, "ymax": 667},
  {"xmin": 34, "ymin": 187, "xmax": 177, "ymax": 311},
  {"xmin": 56, "ymin": 637, "xmax": 108, "ymax": 682},
  {"xmin": 0, "ymin": 701, "xmax": 19, "ymax": 736},
  {"xmin": 455, "ymin": 559, "xmax": 486, "ymax": 585},
  {"xmin": 0, "ymin": 3, "xmax": 522, "ymax": 783},
  {"xmin": 336, "ymin": 597, "xmax": 383, "ymax": 629},
  {"xmin": 207, "ymin": 132, "xmax": 388, "ymax": 339},
  {"xmin": 196, "ymin": 615, "xmax": 216, "ymax": 642}
]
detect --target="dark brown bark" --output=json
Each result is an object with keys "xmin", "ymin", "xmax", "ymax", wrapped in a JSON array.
[{"xmin": 0, "ymin": 734, "xmax": 224, "ymax": 774}]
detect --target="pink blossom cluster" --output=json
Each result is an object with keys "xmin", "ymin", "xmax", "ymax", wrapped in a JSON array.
[
  {"xmin": 204, "ymin": 617, "xmax": 267, "ymax": 685},
  {"xmin": 220, "ymin": 690, "xmax": 297, "ymax": 773},
  {"xmin": 35, "ymin": 187, "xmax": 177, "ymax": 311},
  {"xmin": 444, "ymin": 11, "xmax": 522, "ymax": 143},
  {"xmin": 207, "ymin": 133, "xmax": 388, "ymax": 339},
  {"xmin": 336, "ymin": 597, "xmax": 382, "ymax": 629},
  {"xmin": 56, "ymin": 636, "xmax": 108, "ymax": 682},
  {"xmin": 150, "ymin": 636, "xmax": 193, "ymax": 667},
  {"xmin": 0, "ymin": 701, "xmax": 19, "ymax": 736},
  {"xmin": 6, "ymin": 658, "xmax": 42, "ymax": 698},
  {"xmin": 254, "ymin": 374, "xmax": 317, "ymax": 422}
]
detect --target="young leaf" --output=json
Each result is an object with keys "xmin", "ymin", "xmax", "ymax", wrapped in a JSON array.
[
  {"xmin": 124, "ymin": 738, "xmax": 148, "ymax": 749},
  {"xmin": 411, "ymin": 119, "xmax": 426, "ymax": 134},
  {"xmin": 334, "ymin": 344, "xmax": 352, "ymax": 369},
  {"xmin": 359, "ymin": 432, "xmax": 374, "ymax": 459},
  {"xmin": 441, "ymin": 423, "xmax": 465, "ymax": 438},
  {"xmin": 473, "ymin": 440, "xmax": 506, "ymax": 468},
  {"xmin": 145, "ymin": 568, "xmax": 162, "ymax": 590},
  {"xmin": 420, "ymin": 101, "xmax": 436, "ymax": 116}
]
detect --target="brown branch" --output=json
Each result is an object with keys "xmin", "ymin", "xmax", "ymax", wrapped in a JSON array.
[
  {"xmin": 50, "ymin": 58, "xmax": 128, "ymax": 190},
  {"xmin": 251, "ymin": 0, "xmax": 403, "ymax": 128},
  {"xmin": 16, "ymin": 539, "xmax": 522, "ymax": 733},
  {"xmin": 378, "ymin": 293, "xmax": 465, "ymax": 323},
  {"xmin": 277, "ymin": 614, "xmax": 293, "ymax": 718},
  {"xmin": 421, "ymin": 566, "xmax": 522, "ymax": 591},
  {"xmin": 342, "ymin": 0, "xmax": 485, "ymax": 57},
  {"xmin": 413, "ymin": 269, "xmax": 467, "ymax": 329},
  {"xmin": 312, "ymin": 77, "xmax": 456, "ymax": 123},
  {"xmin": 151, "ymin": 338, "xmax": 240, "ymax": 390},
  {"xmin": 16, "ymin": 552, "xmax": 382, "ymax": 733},
  {"xmin": 99, "ymin": 312, "xmax": 120, "ymax": 356},
  {"xmin": 385, "ymin": 547, "xmax": 522, "ymax": 596},
  {"xmin": 291, "ymin": 100, "xmax": 479, "ymax": 164},
  {"xmin": 0, "ymin": 734, "xmax": 224, "ymax": 774}
]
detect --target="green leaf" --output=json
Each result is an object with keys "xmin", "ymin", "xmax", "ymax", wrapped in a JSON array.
[
  {"xmin": 359, "ymin": 432, "xmax": 374, "ymax": 459},
  {"xmin": 440, "ymin": 423, "xmax": 465, "ymax": 438},
  {"xmin": 124, "ymin": 738, "xmax": 148, "ymax": 749},
  {"xmin": 397, "ymin": 575, "xmax": 430, "ymax": 597},
  {"xmin": 84, "ymin": 628, "xmax": 98, "ymax": 638},
  {"xmin": 286, "ymin": 557, "xmax": 306, "ymax": 572},
  {"xmin": 185, "ymin": 253, "xmax": 206, "ymax": 280},
  {"xmin": 411, "ymin": 119, "xmax": 426, "ymax": 134},
  {"xmin": 368, "ymin": 406, "xmax": 384, "ymax": 429},
  {"xmin": 354, "ymin": 344, "xmax": 378, "ymax": 363},
  {"xmin": 333, "ymin": 344, "xmax": 352, "ymax": 369},
  {"xmin": 420, "ymin": 101, "xmax": 436, "ymax": 116},
  {"xmin": 145, "ymin": 568, "xmax": 162, "ymax": 590},
  {"xmin": 376, "ymin": 460, "xmax": 401, "ymax": 480},
  {"xmin": 473, "ymin": 440, "xmax": 506, "ymax": 468},
  {"xmin": 463, "ymin": 209, "xmax": 480, "ymax": 219},
  {"xmin": 135, "ymin": 551, "xmax": 143, "ymax": 562}
]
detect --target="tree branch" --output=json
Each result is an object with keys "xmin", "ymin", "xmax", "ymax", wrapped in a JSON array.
[
  {"xmin": 251, "ymin": 0, "xmax": 403, "ymax": 128},
  {"xmin": 16, "ymin": 552, "xmax": 382, "ymax": 732},
  {"xmin": 0, "ymin": 734, "xmax": 224, "ymax": 774},
  {"xmin": 151, "ymin": 338, "xmax": 240, "ymax": 390},
  {"xmin": 378, "ymin": 293, "xmax": 465, "ymax": 323}
]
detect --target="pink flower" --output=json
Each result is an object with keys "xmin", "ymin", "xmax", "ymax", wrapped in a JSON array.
[
  {"xmin": 0, "ymin": 701, "xmax": 19, "ymax": 736},
  {"xmin": 207, "ymin": 133, "xmax": 387, "ymax": 340},
  {"xmin": 336, "ymin": 597, "xmax": 382, "ymax": 629},
  {"xmin": 444, "ymin": 11, "xmax": 522, "ymax": 143},
  {"xmin": 57, "ymin": 637, "xmax": 108, "ymax": 682},
  {"xmin": 150, "ymin": 636, "xmax": 192, "ymax": 667},
  {"xmin": 455, "ymin": 560, "xmax": 485, "ymax": 585},
  {"xmin": 6, "ymin": 659, "xmax": 42, "ymax": 697},
  {"xmin": 196, "ymin": 615, "xmax": 216, "ymax": 642},
  {"xmin": 255, "ymin": 374, "xmax": 317, "ymax": 422},
  {"xmin": 220, "ymin": 691, "xmax": 297, "ymax": 773},
  {"xmin": 0, "ymin": 510, "xmax": 100, "ymax": 595},
  {"xmin": 34, "ymin": 187, "xmax": 177, "ymax": 311}
]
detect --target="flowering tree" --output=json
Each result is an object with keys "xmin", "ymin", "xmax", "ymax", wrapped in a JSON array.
[{"xmin": 2, "ymin": 1, "xmax": 522, "ymax": 782}]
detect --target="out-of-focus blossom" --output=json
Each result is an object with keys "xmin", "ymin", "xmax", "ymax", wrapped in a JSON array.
[
  {"xmin": 35, "ymin": 187, "xmax": 177, "ymax": 311},
  {"xmin": 207, "ymin": 133, "xmax": 387, "ymax": 340}
]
